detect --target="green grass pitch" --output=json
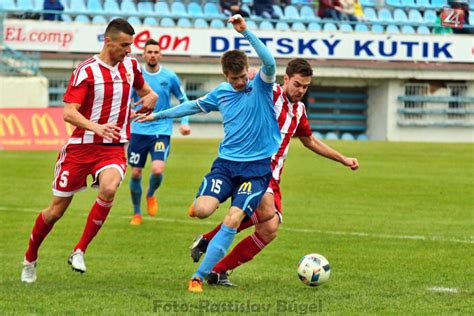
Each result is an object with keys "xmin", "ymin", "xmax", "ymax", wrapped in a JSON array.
[{"xmin": 0, "ymin": 140, "xmax": 473, "ymax": 314}]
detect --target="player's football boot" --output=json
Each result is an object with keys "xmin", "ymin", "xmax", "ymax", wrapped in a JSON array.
[
  {"xmin": 130, "ymin": 214, "xmax": 142, "ymax": 225},
  {"xmin": 68, "ymin": 250, "xmax": 86, "ymax": 273},
  {"xmin": 146, "ymin": 196, "xmax": 158, "ymax": 216},
  {"xmin": 190, "ymin": 235, "xmax": 209, "ymax": 263},
  {"xmin": 188, "ymin": 277, "xmax": 203, "ymax": 293},
  {"xmin": 187, "ymin": 202, "xmax": 196, "ymax": 217},
  {"xmin": 206, "ymin": 271, "xmax": 235, "ymax": 287},
  {"xmin": 21, "ymin": 259, "xmax": 37, "ymax": 283}
]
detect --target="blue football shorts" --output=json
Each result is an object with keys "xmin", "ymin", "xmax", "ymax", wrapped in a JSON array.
[
  {"xmin": 127, "ymin": 134, "xmax": 170, "ymax": 168},
  {"xmin": 196, "ymin": 157, "xmax": 272, "ymax": 217}
]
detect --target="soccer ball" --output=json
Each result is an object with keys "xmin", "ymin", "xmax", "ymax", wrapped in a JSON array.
[{"xmin": 297, "ymin": 253, "xmax": 331, "ymax": 286}]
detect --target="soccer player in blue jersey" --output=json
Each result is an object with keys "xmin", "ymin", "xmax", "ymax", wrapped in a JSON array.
[
  {"xmin": 136, "ymin": 14, "xmax": 281, "ymax": 292},
  {"xmin": 128, "ymin": 39, "xmax": 191, "ymax": 225}
]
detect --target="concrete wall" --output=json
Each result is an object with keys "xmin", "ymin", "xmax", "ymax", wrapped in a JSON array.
[{"xmin": 0, "ymin": 76, "xmax": 49, "ymax": 108}]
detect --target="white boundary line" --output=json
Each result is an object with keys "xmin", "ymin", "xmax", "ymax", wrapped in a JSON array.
[
  {"xmin": 427, "ymin": 287, "xmax": 459, "ymax": 293},
  {"xmin": 1, "ymin": 206, "xmax": 473, "ymax": 245}
]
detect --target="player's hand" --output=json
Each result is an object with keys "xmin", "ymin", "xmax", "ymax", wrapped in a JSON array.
[
  {"xmin": 134, "ymin": 113, "xmax": 155, "ymax": 123},
  {"xmin": 129, "ymin": 110, "xmax": 137, "ymax": 119},
  {"xmin": 135, "ymin": 91, "xmax": 158, "ymax": 114},
  {"xmin": 92, "ymin": 123, "xmax": 121, "ymax": 141},
  {"xmin": 343, "ymin": 157, "xmax": 359, "ymax": 170},
  {"xmin": 228, "ymin": 14, "xmax": 247, "ymax": 33},
  {"xmin": 179, "ymin": 124, "xmax": 191, "ymax": 136}
]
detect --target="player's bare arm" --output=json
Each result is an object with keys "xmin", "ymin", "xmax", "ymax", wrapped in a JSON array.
[
  {"xmin": 134, "ymin": 81, "xmax": 158, "ymax": 114},
  {"xmin": 63, "ymin": 102, "xmax": 121, "ymax": 141},
  {"xmin": 298, "ymin": 135, "xmax": 359, "ymax": 170}
]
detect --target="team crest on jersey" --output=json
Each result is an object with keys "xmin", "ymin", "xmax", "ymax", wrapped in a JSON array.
[
  {"xmin": 237, "ymin": 182, "xmax": 252, "ymax": 195},
  {"xmin": 125, "ymin": 72, "xmax": 132, "ymax": 83},
  {"xmin": 154, "ymin": 141, "xmax": 165, "ymax": 152}
]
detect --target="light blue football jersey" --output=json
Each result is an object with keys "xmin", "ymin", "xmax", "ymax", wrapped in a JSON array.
[
  {"xmin": 131, "ymin": 66, "xmax": 188, "ymax": 136},
  {"xmin": 196, "ymin": 71, "xmax": 281, "ymax": 162}
]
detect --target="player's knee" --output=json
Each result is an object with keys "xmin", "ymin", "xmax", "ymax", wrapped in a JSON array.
[
  {"xmin": 100, "ymin": 184, "xmax": 119, "ymax": 200},
  {"xmin": 150, "ymin": 169, "xmax": 163, "ymax": 177},
  {"xmin": 259, "ymin": 229, "xmax": 278, "ymax": 243},
  {"xmin": 193, "ymin": 205, "xmax": 211, "ymax": 219},
  {"xmin": 43, "ymin": 209, "xmax": 63, "ymax": 224},
  {"xmin": 258, "ymin": 207, "xmax": 275, "ymax": 223}
]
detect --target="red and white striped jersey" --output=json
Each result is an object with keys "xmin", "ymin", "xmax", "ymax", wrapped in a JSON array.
[
  {"xmin": 63, "ymin": 55, "xmax": 145, "ymax": 144},
  {"xmin": 271, "ymin": 84, "xmax": 313, "ymax": 183}
]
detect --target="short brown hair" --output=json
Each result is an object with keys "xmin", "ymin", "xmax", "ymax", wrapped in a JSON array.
[
  {"xmin": 221, "ymin": 50, "xmax": 248, "ymax": 75},
  {"xmin": 105, "ymin": 18, "xmax": 135, "ymax": 39},
  {"xmin": 286, "ymin": 58, "xmax": 313, "ymax": 78},
  {"xmin": 144, "ymin": 39, "xmax": 160, "ymax": 48}
]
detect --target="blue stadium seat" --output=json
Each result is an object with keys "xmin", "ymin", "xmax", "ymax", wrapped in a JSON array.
[
  {"xmin": 160, "ymin": 17, "xmax": 175, "ymax": 27},
  {"xmin": 312, "ymin": 131, "xmax": 323, "ymax": 139},
  {"xmin": 357, "ymin": 134, "xmax": 369, "ymax": 141},
  {"xmin": 187, "ymin": 2, "xmax": 203, "ymax": 18},
  {"xmin": 364, "ymin": 8, "xmax": 378, "ymax": 22},
  {"xmin": 401, "ymin": 25, "xmax": 416, "ymax": 34},
  {"xmin": 1, "ymin": 0, "xmax": 16, "ymax": 10},
  {"xmin": 276, "ymin": 21, "xmax": 290, "ymax": 30},
  {"xmin": 127, "ymin": 16, "xmax": 141, "ymax": 26},
  {"xmin": 424, "ymin": 9, "xmax": 437, "ymax": 24},
  {"xmin": 143, "ymin": 17, "xmax": 158, "ymax": 26},
  {"xmin": 355, "ymin": 23, "xmax": 369, "ymax": 32},
  {"xmin": 245, "ymin": 20, "xmax": 258, "ymax": 29},
  {"xmin": 284, "ymin": 5, "xmax": 300, "ymax": 20},
  {"xmin": 68, "ymin": 0, "xmax": 87, "ymax": 13},
  {"xmin": 325, "ymin": 132, "xmax": 338, "ymax": 140},
  {"xmin": 430, "ymin": 0, "xmax": 446, "ymax": 9},
  {"xmin": 386, "ymin": 0, "xmax": 402, "ymax": 7},
  {"xmin": 177, "ymin": 17, "xmax": 192, "ymax": 27},
  {"xmin": 137, "ymin": 2, "xmax": 154, "ymax": 15},
  {"xmin": 401, "ymin": 0, "xmax": 417, "ymax": 8},
  {"xmin": 193, "ymin": 18, "xmax": 208, "ymax": 28},
  {"xmin": 341, "ymin": 133, "xmax": 355, "ymax": 140},
  {"xmin": 360, "ymin": 0, "xmax": 376, "ymax": 7},
  {"xmin": 121, "ymin": 1, "xmax": 137, "ymax": 14},
  {"xmin": 292, "ymin": 22, "xmax": 306, "ymax": 31},
  {"xmin": 408, "ymin": 9, "xmax": 425, "ymax": 25},
  {"xmin": 393, "ymin": 9, "xmax": 408, "ymax": 24},
  {"xmin": 17, "ymin": 0, "xmax": 34, "ymax": 11},
  {"xmin": 300, "ymin": 5, "xmax": 318, "ymax": 22},
  {"xmin": 339, "ymin": 23, "xmax": 353, "ymax": 32},
  {"xmin": 417, "ymin": 25, "xmax": 431, "ymax": 34},
  {"xmin": 34, "ymin": 0, "xmax": 43, "ymax": 10},
  {"xmin": 416, "ymin": 0, "xmax": 431, "ymax": 8},
  {"xmin": 204, "ymin": 3, "xmax": 224, "ymax": 18},
  {"xmin": 154, "ymin": 2, "xmax": 170, "ymax": 17},
  {"xmin": 259, "ymin": 20, "xmax": 274, "ymax": 30},
  {"xmin": 62, "ymin": 14, "xmax": 73, "ymax": 22},
  {"xmin": 470, "ymin": 0, "xmax": 474, "ymax": 9},
  {"xmin": 171, "ymin": 2, "xmax": 187, "ymax": 18},
  {"xmin": 371, "ymin": 24, "xmax": 384, "ymax": 33},
  {"xmin": 323, "ymin": 22, "xmax": 337, "ymax": 31},
  {"xmin": 378, "ymin": 8, "xmax": 393, "ymax": 24},
  {"xmin": 272, "ymin": 4, "xmax": 284, "ymax": 18},
  {"xmin": 308, "ymin": 22, "xmax": 321, "ymax": 31},
  {"xmin": 75, "ymin": 14, "xmax": 90, "ymax": 23},
  {"xmin": 104, "ymin": 1, "xmax": 120, "ymax": 15},
  {"xmin": 87, "ymin": 0, "xmax": 102, "ymax": 13},
  {"xmin": 386, "ymin": 24, "xmax": 400, "ymax": 33},
  {"xmin": 92, "ymin": 15, "xmax": 107, "ymax": 24},
  {"xmin": 210, "ymin": 19, "xmax": 225, "ymax": 28}
]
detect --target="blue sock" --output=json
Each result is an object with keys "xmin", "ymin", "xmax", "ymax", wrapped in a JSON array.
[
  {"xmin": 147, "ymin": 174, "xmax": 163, "ymax": 197},
  {"xmin": 130, "ymin": 177, "xmax": 142, "ymax": 215},
  {"xmin": 193, "ymin": 224, "xmax": 237, "ymax": 280}
]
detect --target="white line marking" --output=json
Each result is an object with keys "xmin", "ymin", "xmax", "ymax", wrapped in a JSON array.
[
  {"xmin": 1, "ymin": 206, "xmax": 473, "ymax": 244},
  {"xmin": 428, "ymin": 287, "xmax": 459, "ymax": 293}
]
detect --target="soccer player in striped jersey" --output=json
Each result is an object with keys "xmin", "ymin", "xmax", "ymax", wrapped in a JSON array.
[
  {"xmin": 190, "ymin": 59, "xmax": 359, "ymax": 286},
  {"xmin": 136, "ymin": 14, "xmax": 281, "ymax": 292},
  {"xmin": 128, "ymin": 39, "xmax": 191, "ymax": 225},
  {"xmin": 21, "ymin": 19, "xmax": 158, "ymax": 283}
]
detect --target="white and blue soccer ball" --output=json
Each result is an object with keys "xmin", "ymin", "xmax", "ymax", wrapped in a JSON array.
[{"xmin": 297, "ymin": 253, "xmax": 331, "ymax": 286}]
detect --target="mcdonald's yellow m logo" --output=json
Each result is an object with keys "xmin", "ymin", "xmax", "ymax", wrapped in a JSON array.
[
  {"xmin": 154, "ymin": 141, "xmax": 165, "ymax": 152},
  {"xmin": 32, "ymin": 114, "xmax": 59, "ymax": 136},
  {"xmin": 0, "ymin": 114, "xmax": 25, "ymax": 137},
  {"xmin": 239, "ymin": 181, "xmax": 252, "ymax": 193}
]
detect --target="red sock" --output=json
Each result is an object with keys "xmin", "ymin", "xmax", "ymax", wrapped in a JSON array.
[
  {"xmin": 213, "ymin": 232, "xmax": 269, "ymax": 273},
  {"xmin": 74, "ymin": 197, "xmax": 113, "ymax": 253},
  {"xmin": 25, "ymin": 212, "xmax": 54, "ymax": 262},
  {"xmin": 203, "ymin": 212, "xmax": 261, "ymax": 242}
]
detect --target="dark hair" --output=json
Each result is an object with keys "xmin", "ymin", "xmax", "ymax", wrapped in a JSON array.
[
  {"xmin": 221, "ymin": 50, "xmax": 248, "ymax": 75},
  {"xmin": 145, "ymin": 39, "xmax": 160, "ymax": 48},
  {"xmin": 286, "ymin": 58, "xmax": 313, "ymax": 77},
  {"xmin": 105, "ymin": 18, "xmax": 135, "ymax": 38}
]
